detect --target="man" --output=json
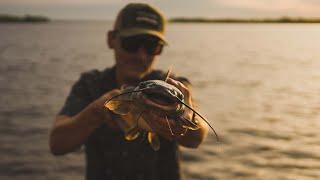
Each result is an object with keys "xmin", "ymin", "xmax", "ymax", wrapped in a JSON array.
[{"xmin": 49, "ymin": 3, "xmax": 208, "ymax": 180}]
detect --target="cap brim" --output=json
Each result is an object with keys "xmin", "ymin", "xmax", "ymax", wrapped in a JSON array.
[{"xmin": 118, "ymin": 28, "xmax": 168, "ymax": 45}]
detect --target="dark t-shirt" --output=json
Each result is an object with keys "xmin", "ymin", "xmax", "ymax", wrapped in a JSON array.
[{"xmin": 59, "ymin": 66, "xmax": 190, "ymax": 180}]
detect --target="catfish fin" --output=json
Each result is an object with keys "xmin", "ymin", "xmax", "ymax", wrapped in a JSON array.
[
  {"xmin": 105, "ymin": 100, "xmax": 133, "ymax": 115},
  {"xmin": 124, "ymin": 126, "xmax": 140, "ymax": 141},
  {"xmin": 147, "ymin": 132, "xmax": 160, "ymax": 151}
]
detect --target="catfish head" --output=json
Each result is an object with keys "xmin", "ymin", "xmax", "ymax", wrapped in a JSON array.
[{"xmin": 131, "ymin": 80, "xmax": 185, "ymax": 115}]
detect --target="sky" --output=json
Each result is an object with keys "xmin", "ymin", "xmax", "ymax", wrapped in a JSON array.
[{"xmin": 1, "ymin": 0, "xmax": 320, "ymax": 20}]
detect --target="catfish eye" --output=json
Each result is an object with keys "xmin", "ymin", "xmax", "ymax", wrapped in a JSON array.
[
  {"xmin": 139, "ymin": 84, "xmax": 146, "ymax": 88},
  {"xmin": 138, "ymin": 81, "xmax": 148, "ymax": 89},
  {"xmin": 176, "ymin": 92, "xmax": 184, "ymax": 101}
]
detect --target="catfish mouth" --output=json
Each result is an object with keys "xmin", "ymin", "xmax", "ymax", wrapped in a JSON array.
[{"xmin": 142, "ymin": 90, "xmax": 179, "ymax": 111}]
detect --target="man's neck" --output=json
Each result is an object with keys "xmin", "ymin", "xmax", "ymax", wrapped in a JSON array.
[{"xmin": 115, "ymin": 66, "xmax": 146, "ymax": 87}]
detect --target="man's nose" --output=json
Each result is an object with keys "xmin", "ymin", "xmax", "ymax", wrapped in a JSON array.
[{"xmin": 136, "ymin": 46, "xmax": 149, "ymax": 61}]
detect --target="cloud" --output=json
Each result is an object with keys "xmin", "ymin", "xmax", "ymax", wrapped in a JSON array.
[
  {"xmin": 1, "ymin": 0, "xmax": 320, "ymax": 19},
  {"xmin": 0, "ymin": 0, "xmax": 160, "ymax": 6},
  {"xmin": 1, "ymin": 0, "xmax": 114, "ymax": 4},
  {"xmin": 214, "ymin": 0, "xmax": 320, "ymax": 16}
]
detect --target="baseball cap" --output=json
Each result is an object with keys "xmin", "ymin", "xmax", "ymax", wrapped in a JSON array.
[{"xmin": 114, "ymin": 3, "xmax": 167, "ymax": 44}]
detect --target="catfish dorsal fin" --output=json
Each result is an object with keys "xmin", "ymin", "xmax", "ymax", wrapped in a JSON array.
[{"xmin": 148, "ymin": 132, "xmax": 160, "ymax": 151}]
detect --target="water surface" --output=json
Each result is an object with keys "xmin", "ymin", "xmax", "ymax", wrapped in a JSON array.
[{"xmin": 1, "ymin": 21, "xmax": 320, "ymax": 179}]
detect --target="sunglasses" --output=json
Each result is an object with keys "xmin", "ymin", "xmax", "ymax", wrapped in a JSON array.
[{"xmin": 119, "ymin": 35, "xmax": 164, "ymax": 55}]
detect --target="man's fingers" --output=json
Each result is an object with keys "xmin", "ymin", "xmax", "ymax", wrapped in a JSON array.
[
  {"xmin": 101, "ymin": 89, "xmax": 122, "ymax": 109},
  {"xmin": 104, "ymin": 89, "xmax": 121, "ymax": 99},
  {"xmin": 166, "ymin": 78, "xmax": 190, "ymax": 96},
  {"xmin": 166, "ymin": 78, "xmax": 193, "ymax": 108},
  {"xmin": 166, "ymin": 78, "xmax": 196, "ymax": 120}
]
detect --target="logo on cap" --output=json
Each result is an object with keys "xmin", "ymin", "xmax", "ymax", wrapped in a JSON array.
[{"xmin": 136, "ymin": 11, "xmax": 159, "ymax": 26}]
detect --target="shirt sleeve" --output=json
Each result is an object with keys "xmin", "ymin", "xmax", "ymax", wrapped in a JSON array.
[{"xmin": 58, "ymin": 73, "xmax": 92, "ymax": 117}]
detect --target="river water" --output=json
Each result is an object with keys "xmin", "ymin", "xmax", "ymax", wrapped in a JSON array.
[{"xmin": 1, "ymin": 21, "xmax": 320, "ymax": 179}]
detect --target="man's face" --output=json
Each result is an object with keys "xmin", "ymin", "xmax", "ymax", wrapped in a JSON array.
[{"xmin": 110, "ymin": 32, "xmax": 164, "ymax": 79}]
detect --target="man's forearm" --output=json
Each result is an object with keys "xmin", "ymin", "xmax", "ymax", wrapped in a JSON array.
[{"xmin": 49, "ymin": 104, "xmax": 106, "ymax": 155}]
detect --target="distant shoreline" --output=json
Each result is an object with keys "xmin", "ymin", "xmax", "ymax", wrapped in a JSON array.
[
  {"xmin": 0, "ymin": 14, "xmax": 50, "ymax": 23},
  {"xmin": 1, "ymin": 15, "xmax": 319, "ymax": 24},
  {"xmin": 170, "ymin": 17, "xmax": 320, "ymax": 23}
]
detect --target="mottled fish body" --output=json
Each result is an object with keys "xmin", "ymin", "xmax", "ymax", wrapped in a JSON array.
[{"xmin": 104, "ymin": 80, "xmax": 218, "ymax": 151}]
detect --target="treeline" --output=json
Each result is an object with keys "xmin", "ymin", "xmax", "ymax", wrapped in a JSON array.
[
  {"xmin": 170, "ymin": 17, "xmax": 320, "ymax": 23},
  {"xmin": 0, "ymin": 14, "xmax": 50, "ymax": 23}
]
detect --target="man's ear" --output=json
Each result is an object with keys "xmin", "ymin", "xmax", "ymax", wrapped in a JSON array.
[{"xmin": 107, "ymin": 30, "xmax": 116, "ymax": 49}]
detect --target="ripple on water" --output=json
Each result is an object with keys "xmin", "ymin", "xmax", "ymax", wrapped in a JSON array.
[
  {"xmin": 279, "ymin": 150, "xmax": 320, "ymax": 160},
  {"xmin": 183, "ymin": 171, "xmax": 217, "ymax": 180},
  {"xmin": 231, "ymin": 170, "xmax": 256, "ymax": 178},
  {"xmin": 181, "ymin": 152, "xmax": 204, "ymax": 162},
  {"xmin": 225, "ymin": 143, "xmax": 276, "ymax": 157},
  {"xmin": 241, "ymin": 157, "xmax": 320, "ymax": 170},
  {"xmin": 261, "ymin": 116, "xmax": 281, "ymax": 123},
  {"xmin": 229, "ymin": 128, "xmax": 292, "ymax": 141}
]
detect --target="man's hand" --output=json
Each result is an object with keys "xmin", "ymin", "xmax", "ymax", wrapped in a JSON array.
[
  {"xmin": 166, "ymin": 78, "xmax": 194, "ymax": 119},
  {"xmin": 50, "ymin": 88, "xmax": 121, "ymax": 155},
  {"xmin": 90, "ymin": 88, "xmax": 122, "ymax": 122}
]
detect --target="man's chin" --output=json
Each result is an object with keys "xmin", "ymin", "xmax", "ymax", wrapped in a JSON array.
[
  {"xmin": 117, "ymin": 64, "xmax": 153, "ymax": 81},
  {"xmin": 128, "ymin": 68, "xmax": 151, "ymax": 78},
  {"xmin": 122, "ymin": 70, "xmax": 146, "ymax": 82}
]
